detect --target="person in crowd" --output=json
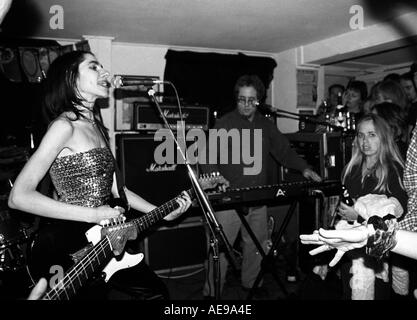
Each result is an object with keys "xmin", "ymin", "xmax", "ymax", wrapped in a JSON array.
[
  {"xmin": 329, "ymin": 114, "xmax": 407, "ymax": 300},
  {"xmin": 363, "ymin": 81, "xmax": 380, "ymax": 114},
  {"xmin": 370, "ymin": 103, "xmax": 414, "ymax": 298},
  {"xmin": 371, "ymin": 102, "xmax": 408, "ymax": 159},
  {"xmin": 399, "ymin": 72, "xmax": 417, "ymax": 137},
  {"xmin": 383, "ymin": 73, "xmax": 401, "ymax": 84},
  {"xmin": 373, "ymin": 80, "xmax": 408, "ymax": 111},
  {"xmin": 315, "ymin": 84, "xmax": 345, "ymax": 132},
  {"xmin": 400, "ymin": 72, "xmax": 417, "ymax": 105},
  {"xmin": 316, "ymin": 84, "xmax": 345, "ymax": 117},
  {"xmin": 300, "ymin": 219, "xmax": 417, "ymax": 299},
  {"xmin": 200, "ymin": 74, "xmax": 322, "ymax": 299},
  {"xmin": 8, "ymin": 50, "xmax": 192, "ymax": 300},
  {"xmin": 343, "ymin": 80, "xmax": 368, "ymax": 118}
]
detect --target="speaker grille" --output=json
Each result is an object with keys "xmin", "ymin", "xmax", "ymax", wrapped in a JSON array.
[{"xmin": 116, "ymin": 133, "xmax": 197, "ymax": 206}]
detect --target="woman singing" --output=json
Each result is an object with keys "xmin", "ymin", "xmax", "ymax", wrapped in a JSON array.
[{"xmin": 8, "ymin": 50, "xmax": 191, "ymax": 300}]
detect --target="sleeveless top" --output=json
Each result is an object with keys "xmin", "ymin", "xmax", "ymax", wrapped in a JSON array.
[{"xmin": 49, "ymin": 147, "xmax": 114, "ymax": 208}]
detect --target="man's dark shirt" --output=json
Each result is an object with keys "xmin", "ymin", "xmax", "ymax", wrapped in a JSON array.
[{"xmin": 202, "ymin": 109, "xmax": 309, "ymax": 188}]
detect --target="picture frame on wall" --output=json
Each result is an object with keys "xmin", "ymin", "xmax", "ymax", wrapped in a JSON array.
[{"xmin": 296, "ymin": 68, "xmax": 318, "ymax": 109}]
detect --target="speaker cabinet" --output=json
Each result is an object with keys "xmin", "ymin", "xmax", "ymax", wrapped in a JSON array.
[
  {"xmin": 142, "ymin": 216, "xmax": 207, "ymax": 274},
  {"xmin": 116, "ymin": 133, "xmax": 206, "ymax": 273},
  {"xmin": 116, "ymin": 133, "xmax": 197, "ymax": 206}
]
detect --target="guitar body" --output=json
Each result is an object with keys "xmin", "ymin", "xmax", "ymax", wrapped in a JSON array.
[
  {"xmin": 29, "ymin": 221, "xmax": 142, "ymax": 288},
  {"xmin": 85, "ymin": 225, "xmax": 143, "ymax": 282}
]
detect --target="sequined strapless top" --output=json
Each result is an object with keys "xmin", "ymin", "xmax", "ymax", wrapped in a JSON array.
[{"xmin": 49, "ymin": 147, "xmax": 114, "ymax": 208}]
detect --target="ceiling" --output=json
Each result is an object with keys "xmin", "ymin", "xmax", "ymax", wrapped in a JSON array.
[
  {"xmin": 1, "ymin": 0, "xmax": 417, "ymax": 77},
  {"xmin": 1, "ymin": 0, "xmax": 416, "ymax": 55}
]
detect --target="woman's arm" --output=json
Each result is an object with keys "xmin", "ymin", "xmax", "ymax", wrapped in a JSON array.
[
  {"xmin": 8, "ymin": 119, "xmax": 121, "ymax": 224},
  {"xmin": 111, "ymin": 177, "xmax": 191, "ymax": 221},
  {"xmin": 391, "ymin": 230, "xmax": 417, "ymax": 260},
  {"xmin": 300, "ymin": 226, "xmax": 417, "ymax": 265}
]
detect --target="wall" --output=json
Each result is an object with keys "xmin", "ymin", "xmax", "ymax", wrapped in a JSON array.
[{"xmin": 273, "ymin": 49, "xmax": 299, "ymax": 133}]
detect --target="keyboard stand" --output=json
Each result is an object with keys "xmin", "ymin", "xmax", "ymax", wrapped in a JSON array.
[{"xmin": 236, "ymin": 200, "xmax": 299, "ymax": 300}]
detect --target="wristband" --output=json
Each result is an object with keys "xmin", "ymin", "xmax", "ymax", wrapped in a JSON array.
[{"xmin": 365, "ymin": 214, "xmax": 398, "ymax": 260}]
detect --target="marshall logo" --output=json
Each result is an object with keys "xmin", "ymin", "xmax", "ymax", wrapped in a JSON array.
[
  {"xmin": 275, "ymin": 188, "xmax": 286, "ymax": 197},
  {"xmin": 146, "ymin": 163, "xmax": 177, "ymax": 172},
  {"xmin": 161, "ymin": 110, "xmax": 189, "ymax": 119}
]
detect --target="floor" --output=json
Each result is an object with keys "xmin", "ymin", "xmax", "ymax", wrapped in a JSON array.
[
  {"xmin": 160, "ymin": 258, "xmax": 299, "ymax": 301},
  {"xmin": 159, "ymin": 245, "xmax": 342, "ymax": 301}
]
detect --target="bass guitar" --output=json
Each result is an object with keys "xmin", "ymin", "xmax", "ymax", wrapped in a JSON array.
[{"xmin": 33, "ymin": 173, "xmax": 225, "ymax": 300}]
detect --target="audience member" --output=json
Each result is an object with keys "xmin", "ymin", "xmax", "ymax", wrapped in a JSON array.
[
  {"xmin": 371, "ymin": 102, "xmax": 408, "ymax": 158},
  {"xmin": 373, "ymin": 80, "xmax": 408, "ymax": 111},
  {"xmin": 332, "ymin": 113, "xmax": 407, "ymax": 300},
  {"xmin": 343, "ymin": 80, "xmax": 368, "ymax": 118},
  {"xmin": 400, "ymin": 72, "xmax": 417, "ymax": 137}
]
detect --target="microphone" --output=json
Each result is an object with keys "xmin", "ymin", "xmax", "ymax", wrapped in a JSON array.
[{"xmin": 108, "ymin": 75, "xmax": 164, "ymax": 88}]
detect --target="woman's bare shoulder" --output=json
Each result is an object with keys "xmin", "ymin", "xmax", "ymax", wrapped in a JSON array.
[
  {"xmin": 48, "ymin": 113, "xmax": 76, "ymax": 130},
  {"xmin": 42, "ymin": 114, "xmax": 76, "ymax": 147}
]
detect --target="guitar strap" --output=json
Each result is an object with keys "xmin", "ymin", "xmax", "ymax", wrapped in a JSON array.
[{"xmin": 96, "ymin": 119, "xmax": 130, "ymax": 210}]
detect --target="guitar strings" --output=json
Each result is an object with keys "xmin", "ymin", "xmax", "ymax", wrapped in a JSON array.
[
  {"xmin": 44, "ymin": 229, "xmax": 122, "ymax": 300},
  {"xmin": 46, "ymin": 231, "xmax": 119, "ymax": 300},
  {"xmin": 132, "ymin": 191, "xmax": 191, "ymax": 232},
  {"xmin": 45, "ymin": 234, "xmax": 113, "ymax": 299}
]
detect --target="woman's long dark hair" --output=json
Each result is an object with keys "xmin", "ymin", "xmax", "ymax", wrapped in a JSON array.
[{"xmin": 42, "ymin": 50, "xmax": 108, "ymax": 139}]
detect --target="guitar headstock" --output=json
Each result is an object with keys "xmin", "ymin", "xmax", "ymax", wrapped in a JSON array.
[
  {"xmin": 100, "ymin": 217, "xmax": 137, "ymax": 256},
  {"xmin": 198, "ymin": 171, "xmax": 229, "ymax": 191}
]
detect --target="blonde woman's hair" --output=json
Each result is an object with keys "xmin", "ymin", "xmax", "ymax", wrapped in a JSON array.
[{"xmin": 342, "ymin": 113, "xmax": 405, "ymax": 193}]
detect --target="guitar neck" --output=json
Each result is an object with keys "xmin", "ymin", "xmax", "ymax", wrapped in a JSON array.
[
  {"xmin": 132, "ymin": 188, "xmax": 194, "ymax": 233},
  {"xmin": 42, "ymin": 235, "xmax": 113, "ymax": 300}
]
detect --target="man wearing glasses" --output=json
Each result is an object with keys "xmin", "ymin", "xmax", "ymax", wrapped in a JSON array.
[{"xmin": 202, "ymin": 74, "xmax": 321, "ymax": 299}]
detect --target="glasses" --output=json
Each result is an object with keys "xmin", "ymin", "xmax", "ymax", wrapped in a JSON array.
[{"xmin": 237, "ymin": 96, "xmax": 258, "ymax": 107}]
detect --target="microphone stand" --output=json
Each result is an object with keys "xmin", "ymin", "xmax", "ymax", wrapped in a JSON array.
[
  {"xmin": 265, "ymin": 106, "xmax": 343, "ymax": 131},
  {"xmin": 147, "ymin": 88, "xmax": 239, "ymax": 300}
]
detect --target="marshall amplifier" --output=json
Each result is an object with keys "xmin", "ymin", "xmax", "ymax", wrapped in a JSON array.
[
  {"xmin": 116, "ymin": 133, "xmax": 199, "ymax": 207},
  {"xmin": 134, "ymin": 102, "xmax": 209, "ymax": 131}
]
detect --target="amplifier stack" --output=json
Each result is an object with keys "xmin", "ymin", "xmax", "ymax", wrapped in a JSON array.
[{"xmin": 115, "ymin": 100, "xmax": 210, "ymax": 131}]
